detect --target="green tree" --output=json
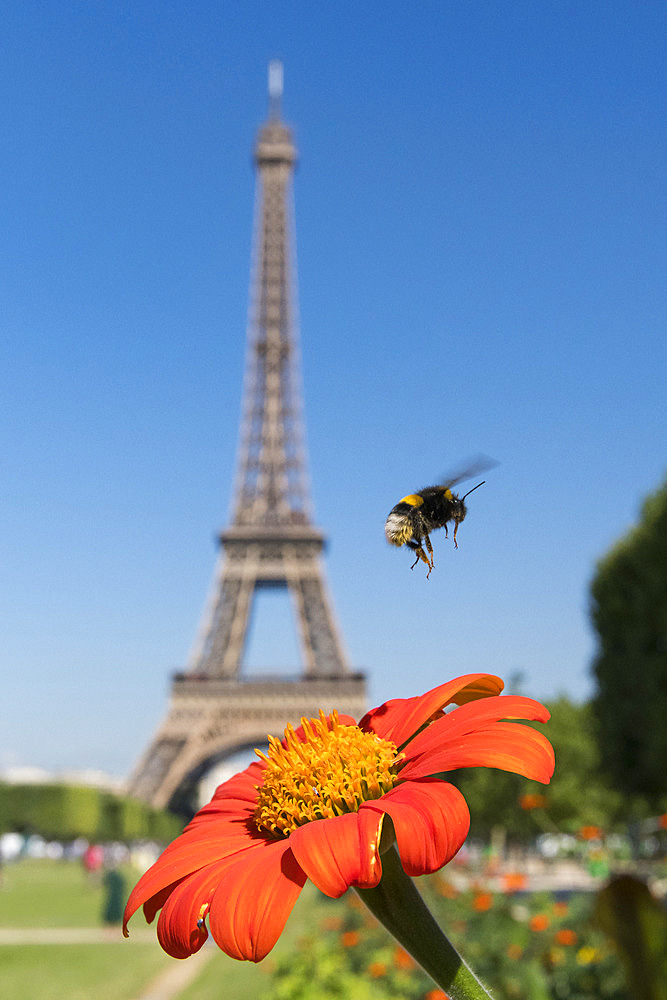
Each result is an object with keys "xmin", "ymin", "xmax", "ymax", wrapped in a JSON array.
[
  {"xmin": 590, "ymin": 477, "xmax": 667, "ymax": 808},
  {"xmin": 536, "ymin": 698, "xmax": 622, "ymax": 831}
]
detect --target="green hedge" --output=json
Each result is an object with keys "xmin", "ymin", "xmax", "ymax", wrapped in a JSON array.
[{"xmin": 0, "ymin": 782, "xmax": 183, "ymax": 842}]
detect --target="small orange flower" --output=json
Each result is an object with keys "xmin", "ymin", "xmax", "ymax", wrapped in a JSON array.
[
  {"xmin": 394, "ymin": 945, "xmax": 416, "ymax": 969},
  {"xmin": 435, "ymin": 876, "xmax": 459, "ymax": 899},
  {"xmin": 555, "ymin": 928, "xmax": 578, "ymax": 946},
  {"xmin": 368, "ymin": 960, "xmax": 386, "ymax": 978},
  {"xmin": 520, "ymin": 793, "xmax": 548, "ymax": 810},
  {"xmin": 472, "ymin": 891, "xmax": 493, "ymax": 912},
  {"xmin": 502, "ymin": 872, "xmax": 527, "ymax": 893},
  {"xmin": 659, "ymin": 813, "xmax": 667, "ymax": 829},
  {"xmin": 507, "ymin": 943, "xmax": 523, "ymax": 960},
  {"xmin": 578, "ymin": 825, "xmax": 603, "ymax": 841},
  {"xmin": 425, "ymin": 991, "xmax": 449, "ymax": 1000},
  {"xmin": 553, "ymin": 901, "xmax": 568, "ymax": 917},
  {"xmin": 341, "ymin": 930, "xmax": 360, "ymax": 947},
  {"xmin": 530, "ymin": 913, "xmax": 550, "ymax": 932}
]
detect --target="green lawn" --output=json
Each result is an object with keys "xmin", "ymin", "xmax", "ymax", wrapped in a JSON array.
[
  {"xmin": 1, "ymin": 857, "xmax": 116, "ymax": 927},
  {"xmin": 0, "ymin": 943, "xmax": 172, "ymax": 1000},
  {"xmin": 0, "ymin": 858, "xmax": 341, "ymax": 1000},
  {"xmin": 0, "ymin": 859, "xmax": 172, "ymax": 999}
]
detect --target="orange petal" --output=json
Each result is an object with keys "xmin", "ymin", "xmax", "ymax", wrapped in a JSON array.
[
  {"xmin": 359, "ymin": 674, "xmax": 504, "ymax": 746},
  {"xmin": 363, "ymin": 779, "xmax": 470, "ymax": 876},
  {"xmin": 289, "ymin": 811, "xmax": 384, "ymax": 897},
  {"xmin": 181, "ymin": 799, "xmax": 256, "ymax": 832},
  {"xmin": 208, "ymin": 839, "xmax": 307, "ymax": 962},
  {"xmin": 155, "ymin": 860, "xmax": 234, "ymax": 958},
  {"xmin": 208, "ymin": 760, "xmax": 265, "ymax": 803},
  {"xmin": 143, "ymin": 879, "xmax": 184, "ymax": 926},
  {"xmin": 401, "ymin": 696, "xmax": 550, "ymax": 761},
  {"xmin": 123, "ymin": 821, "xmax": 265, "ymax": 934},
  {"xmin": 168, "ymin": 762, "xmax": 261, "ymax": 837},
  {"xmin": 213, "ymin": 760, "xmax": 265, "ymax": 799},
  {"xmin": 399, "ymin": 722, "xmax": 555, "ymax": 784}
]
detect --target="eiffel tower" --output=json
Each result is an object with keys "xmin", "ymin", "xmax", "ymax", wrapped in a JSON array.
[{"xmin": 129, "ymin": 63, "xmax": 366, "ymax": 811}]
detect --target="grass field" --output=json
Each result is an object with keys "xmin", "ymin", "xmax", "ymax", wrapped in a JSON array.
[
  {"xmin": 0, "ymin": 943, "xmax": 171, "ymax": 1000},
  {"xmin": 2, "ymin": 857, "xmax": 121, "ymax": 928},
  {"xmin": 0, "ymin": 859, "xmax": 174, "ymax": 1000},
  {"xmin": 0, "ymin": 858, "xmax": 343, "ymax": 1000}
]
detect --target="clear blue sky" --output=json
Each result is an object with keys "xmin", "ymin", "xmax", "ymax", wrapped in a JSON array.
[{"xmin": 2, "ymin": 2, "xmax": 665, "ymax": 778}]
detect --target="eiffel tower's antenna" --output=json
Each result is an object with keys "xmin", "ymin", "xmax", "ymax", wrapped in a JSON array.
[
  {"xmin": 128, "ymin": 66, "xmax": 366, "ymax": 811},
  {"xmin": 231, "ymin": 63, "xmax": 308, "ymax": 531},
  {"xmin": 268, "ymin": 59, "xmax": 283, "ymax": 120}
]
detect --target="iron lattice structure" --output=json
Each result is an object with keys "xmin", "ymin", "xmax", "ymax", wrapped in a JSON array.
[{"xmin": 129, "ymin": 66, "xmax": 366, "ymax": 810}]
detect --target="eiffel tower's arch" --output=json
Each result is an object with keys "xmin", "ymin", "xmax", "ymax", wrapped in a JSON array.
[
  {"xmin": 128, "ymin": 64, "xmax": 366, "ymax": 810},
  {"xmin": 129, "ymin": 674, "xmax": 366, "ymax": 811}
]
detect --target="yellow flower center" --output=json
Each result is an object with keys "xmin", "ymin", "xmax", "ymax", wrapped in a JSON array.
[{"xmin": 254, "ymin": 710, "xmax": 401, "ymax": 838}]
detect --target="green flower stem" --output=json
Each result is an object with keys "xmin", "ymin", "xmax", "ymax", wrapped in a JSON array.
[{"xmin": 354, "ymin": 847, "xmax": 493, "ymax": 1000}]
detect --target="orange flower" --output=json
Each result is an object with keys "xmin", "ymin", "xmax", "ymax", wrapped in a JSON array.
[
  {"xmin": 553, "ymin": 901, "xmax": 568, "ymax": 917},
  {"xmin": 435, "ymin": 875, "xmax": 459, "ymax": 898},
  {"xmin": 502, "ymin": 872, "xmax": 527, "ymax": 893},
  {"xmin": 394, "ymin": 945, "xmax": 415, "ymax": 969},
  {"xmin": 425, "ymin": 992, "xmax": 449, "ymax": 1000},
  {"xmin": 341, "ymin": 930, "xmax": 360, "ymax": 947},
  {"xmin": 472, "ymin": 891, "xmax": 493, "ymax": 911},
  {"xmin": 578, "ymin": 825, "xmax": 603, "ymax": 841},
  {"xmin": 368, "ymin": 960, "xmax": 386, "ymax": 977},
  {"xmin": 530, "ymin": 914, "xmax": 550, "ymax": 932},
  {"xmin": 555, "ymin": 928, "xmax": 578, "ymax": 946},
  {"xmin": 124, "ymin": 675, "xmax": 553, "ymax": 962},
  {"xmin": 520, "ymin": 793, "xmax": 548, "ymax": 810}
]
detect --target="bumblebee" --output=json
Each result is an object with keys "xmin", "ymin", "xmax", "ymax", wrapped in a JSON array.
[{"xmin": 384, "ymin": 459, "xmax": 495, "ymax": 577}]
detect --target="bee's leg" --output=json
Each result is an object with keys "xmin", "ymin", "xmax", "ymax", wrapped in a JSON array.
[
  {"xmin": 453, "ymin": 521, "xmax": 460, "ymax": 549},
  {"xmin": 411, "ymin": 548, "xmax": 431, "ymax": 572},
  {"xmin": 423, "ymin": 532, "xmax": 434, "ymax": 570},
  {"xmin": 407, "ymin": 538, "xmax": 430, "ymax": 572},
  {"xmin": 406, "ymin": 538, "xmax": 419, "ymax": 569}
]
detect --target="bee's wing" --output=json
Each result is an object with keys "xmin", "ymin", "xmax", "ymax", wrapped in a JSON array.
[{"xmin": 439, "ymin": 454, "xmax": 499, "ymax": 492}]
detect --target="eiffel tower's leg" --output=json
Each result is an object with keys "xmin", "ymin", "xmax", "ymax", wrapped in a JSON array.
[
  {"xmin": 290, "ymin": 572, "xmax": 347, "ymax": 676},
  {"xmin": 128, "ymin": 736, "xmax": 189, "ymax": 806},
  {"xmin": 198, "ymin": 574, "xmax": 256, "ymax": 677}
]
